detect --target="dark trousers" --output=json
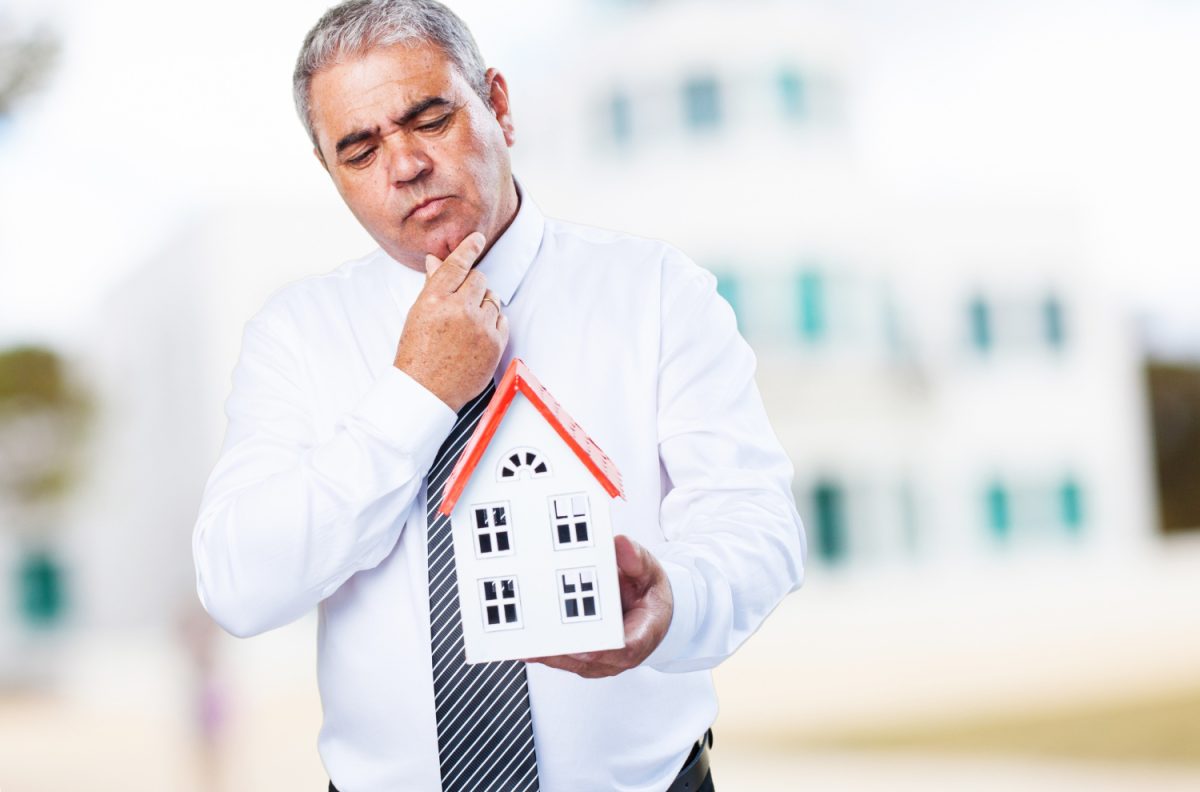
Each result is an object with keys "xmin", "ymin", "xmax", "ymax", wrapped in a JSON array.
[
  {"xmin": 330, "ymin": 730, "xmax": 714, "ymax": 792},
  {"xmin": 328, "ymin": 729, "xmax": 710, "ymax": 792},
  {"xmin": 329, "ymin": 771, "xmax": 712, "ymax": 792}
]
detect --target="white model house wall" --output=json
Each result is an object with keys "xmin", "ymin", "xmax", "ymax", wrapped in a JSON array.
[{"xmin": 450, "ymin": 392, "xmax": 623, "ymax": 663}]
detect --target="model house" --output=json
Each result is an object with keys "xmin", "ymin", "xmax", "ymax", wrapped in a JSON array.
[{"xmin": 439, "ymin": 358, "xmax": 627, "ymax": 664}]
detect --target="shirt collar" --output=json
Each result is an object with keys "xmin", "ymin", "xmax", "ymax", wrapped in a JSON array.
[{"xmin": 473, "ymin": 179, "xmax": 544, "ymax": 306}]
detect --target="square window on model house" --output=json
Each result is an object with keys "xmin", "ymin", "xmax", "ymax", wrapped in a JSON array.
[
  {"xmin": 472, "ymin": 501, "xmax": 514, "ymax": 559},
  {"xmin": 557, "ymin": 567, "xmax": 601, "ymax": 623},
  {"xmin": 478, "ymin": 576, "xmax": 523, "ymax": 632},
  {"xmin": 549, "ymin": 493, "xmax": 593, "ymax": 549}
]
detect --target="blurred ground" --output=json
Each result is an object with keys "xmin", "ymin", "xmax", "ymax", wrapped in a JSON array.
[
  {"xmin": 3, "ymin": 544, "xmax": 1200, "ymax": 792},
  {"xmin": 3, "ymin": 684, "xmax": 1200, "ymax": 791},
  {"xmin": 805, "ymin": 686, "xmax": 1200, "ymax": 765}
]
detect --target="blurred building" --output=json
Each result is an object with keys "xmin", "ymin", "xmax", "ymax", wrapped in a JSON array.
[
  {"xmin": 2, "ymin": 0, "xmax": 1183, "ymax": 732},
  {"xmin": 514, "ymin": 0, "xmax": 1158, "ymax": 575}
]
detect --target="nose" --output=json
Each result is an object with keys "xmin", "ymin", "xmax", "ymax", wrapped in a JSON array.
[{"xmin": 381, "ymin": 133, "xmax": 430, "ymax": 185}]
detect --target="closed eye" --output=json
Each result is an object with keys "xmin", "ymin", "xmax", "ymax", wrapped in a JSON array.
[
  {"xmin": 417, "ymin": 114, "xmax": 451, "ymax": 132},
  {"xmin": 346, "ymin": 148, "xmax": 376, "ymax": 166}
]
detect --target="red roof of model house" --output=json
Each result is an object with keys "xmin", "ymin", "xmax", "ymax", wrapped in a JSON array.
[{"xmin": 438, "ymin": 358, "xmax": 626, "ymax": 516}]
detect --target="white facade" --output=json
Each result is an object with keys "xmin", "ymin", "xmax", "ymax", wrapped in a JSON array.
[
  {"xmin": 512, "ymin": 1, "xmax": 1159, "ymax": 578},
  {"xmin": 449, "ymin": 390, "xmax": 624, "ymax": 663}
]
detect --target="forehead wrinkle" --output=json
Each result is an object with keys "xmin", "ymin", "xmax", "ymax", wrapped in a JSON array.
[{"xmin": 311, "ymin": 41, "xmax": 465, "ymax": 155}]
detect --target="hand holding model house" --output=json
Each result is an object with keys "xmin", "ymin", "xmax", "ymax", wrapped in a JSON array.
[{"xmin": 526, "ymin": 534, "xmax": 674, "ymax": 679}]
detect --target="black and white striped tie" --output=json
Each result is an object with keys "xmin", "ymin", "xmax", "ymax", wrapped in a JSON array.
[{"xmin": 426, "ymin": 378, "xmax": 540, "ymax": 792}]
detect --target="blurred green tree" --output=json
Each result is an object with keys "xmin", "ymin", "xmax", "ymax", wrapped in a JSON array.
[
  {"xmin": 0, "ymin": 346, "xmax": 92, "ymax": 508},
  {"xmin": 1, "ymin": 17, "xmax": 71, "ymax": 631},
  {"xmin": 0, "ymin": 347, "xmax": 92, "ymax": 628}
]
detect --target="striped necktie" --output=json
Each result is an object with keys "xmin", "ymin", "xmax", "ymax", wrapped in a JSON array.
[{"xmin": 426, "ymin": 378, "xmax": 541, "ymax": 792}]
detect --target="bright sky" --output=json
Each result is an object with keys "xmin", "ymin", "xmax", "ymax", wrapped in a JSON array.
[{"xmin": 1, "ymin": 0, "xmax": 1198, "ymax": 355}]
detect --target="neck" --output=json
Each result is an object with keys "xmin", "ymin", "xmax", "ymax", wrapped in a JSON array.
[{"xmin": 478, "ymin": 178, "xmax": 521, "ymax": 263}]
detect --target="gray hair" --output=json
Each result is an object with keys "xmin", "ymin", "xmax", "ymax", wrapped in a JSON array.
[{"xmin": 293, "ymin": 0, "xmax": 490, "ymax": 147}]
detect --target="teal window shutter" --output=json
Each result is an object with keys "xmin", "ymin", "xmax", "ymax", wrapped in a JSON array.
[
  {"xmin": 1043, "ymin": 295, "xmax": 1066, "ymax": 350},
  {"xmin": 796, "ymin": 270, "xmax": 826, "ymax": 342},
  {"xmin": 684, "ymin": 76, "xmax": 721, "ymax": 131},
  {"xmin": 18, "ymin": 548, "xmax": 65, "ymax": 628},
  {"xmin": 1059, "ymin": 478, "xmax": 1084, "ymax": 532},
  {"xmin": 610, "ymin": 91, "xmax": 632, "ymax": 145},
  {"xmin": 986, "ymin": 481, "xmax": 1010, "ymax": 540},
  {"xmin": 779, "ymin": 68, "xmax": 806, "ymax": 119},
  {"xmin": 813, "ymin": 481, "xmax": 847, "ymax": 563},
  {"xmin": 969, "ymin": 296, "xmax": 992, "ymax": 353}
]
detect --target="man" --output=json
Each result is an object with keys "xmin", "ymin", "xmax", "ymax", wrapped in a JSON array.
[{"xmin": 192, "ymin": 1, "xmax": 805, "ymax": 790}]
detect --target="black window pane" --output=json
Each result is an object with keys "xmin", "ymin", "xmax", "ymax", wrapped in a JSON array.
[
  {"xmin": 484, "ymin": 581, "xmax": 497, "ymax": 600},
  {"xmin": 563, "ymin": 581, "xmax": 576, "ymax": 593},
  {"xmin": 504, "ymin": 603, "xmax": 517, "ymax": 623},
  {"xmin": 534, "ymin": 462, "xmax": 547, "ymax": 474},
  {"xmin": 583, "ymin": 597, "xmax": 596, "ymax": 617},
  {"xmin": 501, "ymin": 579, "xmax": 514, "ymax": 598},
  {"xmin": 479, "ymin": 534, "xmax": 492, "ymax": 554},
  {"xmin": 558, "ymin": 524, "xmax": 571, "ymax": 544},
  {"xmin": 496, "ymin": 532, "xmax": 510, "ymax": 552},
  {"xmin": 576, "ymin": 522, "xmax": 589, "ymax": 542},
  {"xmin": 492, "ymin": 507, "xmax": 507, "ymax": 526},
  {"xmin": 475, "ymin": 509, "xmax": 488, "ymax": 528},
  {"xmin": 581, "ymin": 580, "xmax": 593, "ymax": 592},
  {"xmin": 510, "ymin": 454, "xmax": 522, "ymax": 466},
  {"xmin": 502, "ymin": 468, "xmax": 514, "ymax": 478},
  {"xmin": 525, "ymin": 452, "xmax": 535, "ymax": 465},
  {"xmin": 565, "ymin": 599, "xmax": 578, "ymax": 618},
  {"xmin": 487, "ymin": 605, "xmax": 500, "ymax": 625}
]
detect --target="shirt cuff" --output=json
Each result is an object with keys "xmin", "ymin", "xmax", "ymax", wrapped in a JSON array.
[
  {"xmin": 351, "ymin": 365, "xmax": 458, "ymax": 469},
  {"xmin": 644, "ymin": 558, "xmax": 700, "ymax": 670}
]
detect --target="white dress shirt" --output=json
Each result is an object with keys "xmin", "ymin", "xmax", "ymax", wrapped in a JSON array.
[{"xmin": 192, "ymin": 184, "xmax": 806, "ymax": 792}]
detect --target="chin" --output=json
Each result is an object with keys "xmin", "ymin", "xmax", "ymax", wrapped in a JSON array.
[{"xmin": 427, "ymin": 220, "xmax": 478, "ymax": 260}]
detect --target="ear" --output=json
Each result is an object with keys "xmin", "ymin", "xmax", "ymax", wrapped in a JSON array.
[
  {"xmin": 485, "ymin": 68, "xmax": 515, "ymax": 147},
  {"xmin": 313, "ymin": 146, "xmax": 329, "ymax": 172}
]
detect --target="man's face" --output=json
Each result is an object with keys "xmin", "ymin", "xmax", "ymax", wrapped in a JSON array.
[{"xmin": 309, "ymin": 41, "xmax": 516, "ymax": 270}]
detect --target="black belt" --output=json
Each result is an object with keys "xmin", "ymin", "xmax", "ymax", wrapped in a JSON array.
[
  {"xmin": 666, "ymin": 728, "xmax": 713, "ymax": 792},
  {"xmin": 328, "ymin": 729, "xmax": 714, "ymax": 791}
]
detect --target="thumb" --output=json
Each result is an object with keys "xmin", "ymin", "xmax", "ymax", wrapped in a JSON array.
[
  {"xmin": 424, "ymin": 253, "xmax": 443, "ymax": 278},
  {"xmin": 615, "ymin": 535, "xmax": 650, "ymax": 583}
]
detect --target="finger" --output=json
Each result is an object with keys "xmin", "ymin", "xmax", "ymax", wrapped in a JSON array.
[
  {"xmin": 430, "ymin": 232, "xmax": 486, "ymax": 293},
  {"xmin": 526, "ymin": 655, "xmax": 589, "ymax": 675},
  {"xmin": 457, "ymin": 269, "xmax": 488, "ymax": 307},
  {"xmin": 527, "ymin": 653, "xmax": 624, "ymax": 678},
  {"xmin": 424, "ymin": 253, "xmax": 443, "ymax": 279},
  {"xmin": 496, "ymin": 307, "xmax": 508, "ymax": 333},
  {"xmin": 480, "ymin": 288, "xmax": 501, "ymax": 314}
]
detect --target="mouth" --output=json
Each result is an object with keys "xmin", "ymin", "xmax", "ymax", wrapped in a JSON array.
[{"xmin": 406, "ymin": 195, "xmax": 452, "ymax": 222}]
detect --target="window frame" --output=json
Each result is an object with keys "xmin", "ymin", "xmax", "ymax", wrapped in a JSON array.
[
  {"xmin": 496, "ymin": 446, "xmax": 552, "ymax": 482},
  {"xmin": 471, "ymin": 500, "xmax": 515, "ymax": 560},
  {"xmin": 548, "ymin": 493, "xmax": 594, "ymax": 550},
  {"xmin": 556, "ymin": 567, "xmax": 601, "ymax": 624},
  {"xmin": 478, "ymin": 575, "xmax": 524, "ymax": 632}
]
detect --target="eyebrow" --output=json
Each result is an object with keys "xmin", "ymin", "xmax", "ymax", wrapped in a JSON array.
[{"xmin": 333, "ymin": 96, "xmax": 453, "ymax": 157}]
